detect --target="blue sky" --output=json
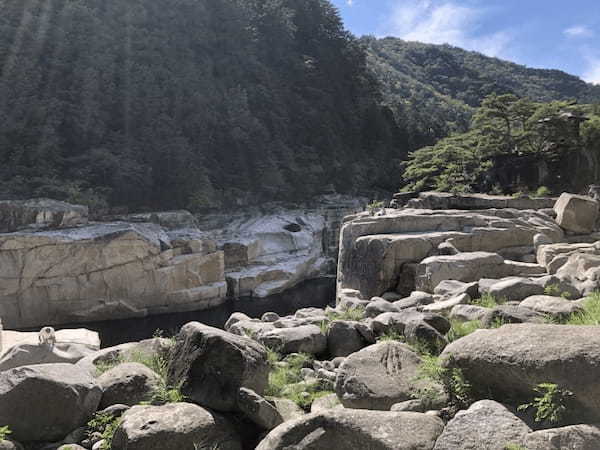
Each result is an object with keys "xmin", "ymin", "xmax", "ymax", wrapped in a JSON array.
[{"xmin": 330, "ymin": 0, "xmax": 600, "ymax": 84}]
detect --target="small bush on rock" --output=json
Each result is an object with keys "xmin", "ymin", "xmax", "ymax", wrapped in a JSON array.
[
  {"xmin": 367, "ymin": 200, "xmax": 385, "ymax": 215},
  {"xmin": 0, "ymin": 425, "xmax": 11, "ymax": 441},
  {"xmin": 535, "ymin": 186, "xmax": 551, "ymax": 197},
  {"xmin": 86, "ymin": 412, "xmax": 121, "ymax": 450},
  {"xmin": 504, "ymin": 444, "xmax": 528, "ymax": 450},
  {"xmin": 265, "ymin": 353, "xmax": 332, "ymax": 410},
  {"xmin": 417, "ymin": 354, "xmax": 473, "ymax": 411},
  {"xmin": 376, "ymin": 330, "xmax": 405, "ymax": 342},
  {"xmin": 517, "ymin": 382, "xmax": 573, "ymax": 425}
]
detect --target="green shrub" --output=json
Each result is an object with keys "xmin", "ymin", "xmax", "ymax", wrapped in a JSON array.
[
  {"xmin": 517, "ymin": 382, "xmax": 573, "ymax": 425},
  {"xmin": 472, "ymin": 293, "xmax": 504, "ymax": 308},
  {"xmin": 563, "ymin": 292, "xmax": 600, "ymax": 325},
  {"xmin": 0, "ymin": 426, "xmax": 11, "ymax": 441},
  {"xmin": 325, "ymin": 306, "xmax": 365, "ymax": 322},
  {"xmin": 87, "ymin": 412, "xmax": 122, "ymax": 450},
  {"xmin": 366, "ymin": 200, "xmax": 385, "ymax": 215},
  {"xmin": 447, "ymin": 319, "xmax": 481, "ymax": 342},
  {"xmin": 95, "ymin": 354, "xmax": 125, "ymax": 376},
  {"xmin": 535, "ymin": 186, "xmax": 550, "ymax": 197},
  {"xmin": 417, "ymin": 354, "xmax": 472, "ymax": 410},
  {"xmin": 376, "ymin": 330, "xmax": 405, "ymax": 342},
  {"xmin": 264, "ymin": 352, "xmax": 330, "ymax": 410}
]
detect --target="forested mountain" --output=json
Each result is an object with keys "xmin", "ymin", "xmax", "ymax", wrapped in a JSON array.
[
  {"xmin": 2, "ymin": 0, "xmax": 599, "ymax": 212},
  {"xmin": 363, "ymin": 37, "xmax": 600, "ymax": 147},
  {"xmin": 0, "ymin": 0, "xmax": 405, "ymax": 211}
]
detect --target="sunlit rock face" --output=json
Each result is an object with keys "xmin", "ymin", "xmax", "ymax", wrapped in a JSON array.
[{"xmin": 0, "ymin": 222, "xmax": 226, "ymax": 328}]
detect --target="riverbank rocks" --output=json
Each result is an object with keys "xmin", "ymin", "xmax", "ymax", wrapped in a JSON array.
[
  {"xmin": 238, "ymin": 387, "xmax": 284, "ymax": 430},
  {"xmin": 97, "ymin": 362, "xmax": 161, "ymax": 408},
  {"xmin": 0, "ymin": 222, "xmax": 227, "ymax": 328},
  {"xmin": 167, "ymin": 322, "xmax": 269, "ymax": 412},
  {"xmin": 433, "ymin": 400, "xmax": 531, "ymax": 450},
  {"xmin": 335, "ymin": 341, "xmax": 442, "ymax": 410},
  {"xmin": 554, "ymin": 193, "xmax": 599, "ymax": 234},
  {"xmin": 523, "ymin": 424, "xmax": 600, "ymax": 449},
  {"xmin": 256, "ymin": 409, "xmax": 444, "ymax": 450},
  {"xmin": 0, "ymin": 198, "xmax": 88, "ymax": 233},
  {"xmin": 441, "ymin": 325, "xmax": 600, "ymax": 420},
  {"xmin": 259, "ymin": 325, "xmax": 326, "ymax": 355},
  {"xmin": 0, "ymin": 341, "xmax": 97, "ymax": 371},
  {"xmin": 520, "ymin": 295, "xmax": 583, "ymax": 319},
  {"xmin": 0, "ymin": 363, "xmax": 101, "ymax": 442},
  {"xmin": 111, "ymin": 403, "xmax": 242, "ymax": 450}
]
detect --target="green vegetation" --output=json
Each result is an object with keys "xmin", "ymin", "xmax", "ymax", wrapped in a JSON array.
[
  {"xmin": 504, "ymin": 444, "xmax": 528, "ymax": 450},
  {"xmin": 544, "ymin": 284, "xmax": 572, "ymax": 299},
  {"xmin": 447, "ymin": 319, "xmax": 482, "ymax": 342},
  {"xmin": 417, "ymin": 354, "xmax": 472, "ymax": 410},
  {"xmin": 562, "ymin": 292, "xmax": 600, "ymax": 325},
  {"xmin": 86, "ymin": 412, "xmax": 121, "ymax": 450},
  {"xmin": 0, "ymin": 426, "xmax": 11, "ymax": 441},
  {"xmin": 376, "ymin": 330, "xmax": 405, "ymax": 342},
  {"xmin": 518, "ymin": 383, "xmax": 573, "ymax": 425},
  {"xmin": 0, "ymin": 0, "xmax": 407, "ymax": 211},
  {"xmin": 472, "ymin": 293, "xmax": 504, "ymax": 309},
  {"xmin": 367, "ymin": 200, "xmax": 385, "ymax": 215},
  {"xmin": 534, "ymin": 186, "xmax": 551, "ymax": 197},
  {"xmin": 401, "ymin": 93, "xmax": 600, "ymax": 194},
  {"xmin": 95, "ymin": 344, "xmax": 184, "ymax": 406},
  {"xmin": 264, "ymin": 352, "xmax": 331, "ymax": 410},
  {"xmin": 326, "ymin": 306, "xmax": 366, "ymax": 322}
]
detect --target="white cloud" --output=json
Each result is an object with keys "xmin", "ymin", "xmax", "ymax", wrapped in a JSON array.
[
  {"xmin": 583, "ymin": 59, "xmax": 600, "ymax": 84},
  {"xmin": 346, "ymin": 0, "xmax": 354, "ymax": 5},
  {"xmin": 564, "ymin": 25, "xmax": 593, "ymax": 38},
  {"xmin": 381, "ymin": 0, "xmax": 513, "ymax": 58}
]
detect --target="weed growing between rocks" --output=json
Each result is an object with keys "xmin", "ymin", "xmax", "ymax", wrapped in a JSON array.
[
  {"xmin": 447, "ymin": 319, "xmax": 481, "ymax": 342},
  {"xmin": 416, "ymin": 354, "xmax": 473, "ymax": 412},
  {"xmin": 264, "ymin": 352, "xmax": 333, "ymax": 410},
  {"xmin": 86, "ymin": 412, "xmax": 121, "ymax": 450},
  {"xmin": 517, "ymin": 382, "xmax": 574, "ymax": 425},
  {"xmin": 376, "ymin": 330, "xmax": 405, "ymax": 342},
  {"xmin": 503, "ymin": 444, "xmax": 528, "ymax": 450},
  {"xmin": 564, "ymin": 292, "xmax": 600, "ymax": 325},
  {"xmin": 325, "ymin": 306, "xmax": 365, "ymax": 322},
  {"xmin": 0, "ymin": 426, "xmax": 11, "ymax": 441},
  {"xmin": 472, "ymin": 293, "xmax": 505, "ymax": 308}
]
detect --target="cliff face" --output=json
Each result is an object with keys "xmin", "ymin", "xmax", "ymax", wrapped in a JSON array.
[{"xmin": 0, "ymin": 196, "xmax": 364, "ymax": 329}]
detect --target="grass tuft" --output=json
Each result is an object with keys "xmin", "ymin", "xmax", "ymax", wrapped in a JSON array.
[{"xmin": 447, "ymin": 319, "xmax": 481, "ymax": 342}]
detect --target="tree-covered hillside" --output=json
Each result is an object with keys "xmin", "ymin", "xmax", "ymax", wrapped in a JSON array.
[
  {"xmin": 364, "ymin": 37, "xmax": 600, "ymax": 148},
  {"xmin": 0, "ymin": 0, "xmax": 405, "ymax": 211}
]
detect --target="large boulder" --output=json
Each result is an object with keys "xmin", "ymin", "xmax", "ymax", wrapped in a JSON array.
[
  {"xmin": 554, "ymin": 193, "xmax": 599, "ymax": 234},
  {"xmin": 238, "ymin": 387, "xmax": 283, "ymax": 430},
  {"xmin": 433, "ymin": 400, "xmax": 531, "ymax": 450},
  {"xmin": 111, "ymin": 403, "xmax": 242, "ymax": 450},
  {"xmin": 259, "ymin": 325, "xmax": 326, "ymax": 355},
  {"xmin": 523, "ymin": 424, "xmax": 600, "ymax": 450},
  {"xmin": 520, "ymin": 295, "xmax": 583, "ymax": 319},
  {"xmin": 167, "ymin": 322, "xmax": 269, "ymax": 412},
  {"xmin": 556, "ymin": 252, "xmax": 600, "ymax": 295},
  {"xmin": 0, "ymin": 363, "xmax": 101, "ymax": 442},
  {"xmin": 0, "ymin": 198, "xmax": 88, "ymax": 233},
  {"xmin": 481, "ymin": 304, "xmax": 545, "ymax": 327},
  {"xmin": 0, "ymin": 342, "xmax": 97, "ymax": 371},
  {"xmin": 488, "ymin": 278, "xmax": 545, "ymax": 301},
  {"xmin": 97, "ymin": 362, "xmax": 161, "ymax": 409},
  {"xmin": 415, "ymin": 252, "xmax": 505, "ymax": 292},
  {"xmin": 256, "ymin": 409, "xmax": 444, "ymax": 450},
  {"xmin": 0, "ymin": 223, "xmax": 227, "ymax": 329},
  {"xmin": 441, "ymin": 325, "xmax": 600, "ymax": 420},
  {"xmin": 327, "ymin": 320, "xmax": 369, "ymax": 357},
  {"xmin": 335, "ymin": 341, "xmax": 441, "ymax": 410}
]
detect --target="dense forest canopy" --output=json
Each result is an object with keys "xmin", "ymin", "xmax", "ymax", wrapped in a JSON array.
[
  {"xmin": 0, "ymin": 0, "xmax": 405, "ymax": 211},
  {"xmin": 1, "ymin": 0, "xmax": 599, "ymax": 212}
]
